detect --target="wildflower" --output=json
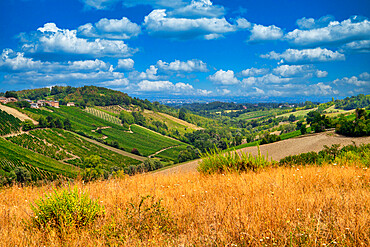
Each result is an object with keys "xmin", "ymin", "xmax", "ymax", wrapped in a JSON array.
[{"xmin": 333, "ymin": 163, "xmax": 337, "ymax": 166}]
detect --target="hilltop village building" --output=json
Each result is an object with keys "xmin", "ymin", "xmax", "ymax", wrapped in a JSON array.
[
  {"xmin": 0, "ymin": 96, "xmax": 60, "ymax": 108},
  {"xmin": 0, "ymin": 97, "xmax": 18, "ymax": 104}
]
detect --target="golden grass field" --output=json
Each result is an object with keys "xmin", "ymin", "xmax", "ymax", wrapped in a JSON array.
[{"xmin": 1, "ymin": 164, "xmax": 369, "ymax": 246}]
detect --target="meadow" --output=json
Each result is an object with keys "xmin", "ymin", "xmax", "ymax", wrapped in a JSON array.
[{"xmin": 0, "ymin": 163, "xmax": 368, "ymax": 246}]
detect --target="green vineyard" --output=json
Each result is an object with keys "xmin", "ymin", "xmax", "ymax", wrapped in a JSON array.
[
  {"xmin": 84, "ymin": 107, "xmax": 122, "ymax": 126},
  {"xmin": 30, "ymin": 128, "xmax": 141, "ymax": 168},
  {"xmin": 7, "ymin": 134, "xmax": 72, "ymax": 160},
  {"xmin": 0, "ymin": 138, "xmax": 78, "ymax": 178},
  {"xmin": 0, "ymin": 109, "xmax": 22, "ymax": 136},
  {"xmin": 0, "ymin": 157, "xmax": 58, "ymax": 185}
]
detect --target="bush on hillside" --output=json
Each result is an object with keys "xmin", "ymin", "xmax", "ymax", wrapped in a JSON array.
[
  {"xmin": 29, "ymin": 187, "xmax": 104, "ymax": 233},
  {"xmin": 198, "ymin": 146, "xmax": 276, "ymax": 174}
]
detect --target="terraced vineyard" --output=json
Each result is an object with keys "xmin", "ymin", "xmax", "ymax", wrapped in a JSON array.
[
  {"xmin": 23, "ymin": 106, "xmax": 129, "ymax": 137},
  {"xmin": 0, "ymin": 157, "xmax": 57, "ymax": 183},
  {"xmin": 101, "ymin": 125, "xmax": 183, "ymax": 157},
  {"xmin": 0, "ymin": 138, "xmax": 78, "ymax": 178},
  {"xmin": 0, "ymin": 109, "xmax": 22, "ymax": 135},
  {"xmin": 7, "ymin": 134, "xmax": 71, "ymax": 160},
  {"xmin": 84, "ymin": 107, "xmax": 121, "ymax": 125},
  {"xmin": 30, "ymin": 128, "xmax": 141, "ymax": 168}
]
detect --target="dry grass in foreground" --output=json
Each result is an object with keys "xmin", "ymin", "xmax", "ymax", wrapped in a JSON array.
[{"xmin": 0, "ymin": 164, "xmax": 369, "ymax": 246}]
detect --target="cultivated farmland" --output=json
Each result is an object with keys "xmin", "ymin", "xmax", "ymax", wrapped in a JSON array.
[{"xmin": 101, "ymin": 125, "xmax": 183, "ymax": 157}]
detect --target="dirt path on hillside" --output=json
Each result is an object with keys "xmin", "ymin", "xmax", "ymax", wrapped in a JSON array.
[
  {"xmin": 157, "ymin": 131, "xmax": 370, "ymax": 175},
  {"xmin": 0, "ymin": 104, "xmax": 38, "ymax": 124},
  {"xmin": 149, "ymin": 145, "xmax": 180, "ymax": 158},
  {"xmin": 75, "ymin": 133, "xmax": 146, "ymax": 162}
]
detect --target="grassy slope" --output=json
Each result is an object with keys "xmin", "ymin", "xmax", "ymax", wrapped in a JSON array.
[
  {"xmin": 1, "ymin": 164, "xmax": 368, "ymax": 246},
  {"xmin": 0, "ymin": 138, "xmax": 78, "ymax": 178},
  {"xmin": 142, "ymin": 110, "xmax": 200, "ymax": 136}
]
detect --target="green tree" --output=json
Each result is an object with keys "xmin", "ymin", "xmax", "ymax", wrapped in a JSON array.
[
  {"xmin": 179, "ymin": 108, "xmax": 186, "ymax": 121},
  {"xmin": 5, "ymin": 91, "xmax": 18, "ymax": 99},
  {"xmin": 22, "ymin": 119, "xmax": 35, "ymax": 131},
  {"xmin": 300, "ymin": 124, "xmax": 307, "ymax": 135}
]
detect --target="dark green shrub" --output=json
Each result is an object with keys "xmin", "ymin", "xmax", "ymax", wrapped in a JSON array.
[{"xmin": 29, "ymin": 187, "xmax": 104, "ymax": 232}]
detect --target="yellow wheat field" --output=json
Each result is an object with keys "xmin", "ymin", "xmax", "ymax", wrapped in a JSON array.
[{"xmin": 0, "ymin": 164, "xmax": 369, "ymax": 246}]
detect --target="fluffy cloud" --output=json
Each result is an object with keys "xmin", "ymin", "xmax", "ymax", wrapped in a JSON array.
[
  {"xmin": 197, "ymin": 89, "xmax": 212, "ymax": 96},
  {"xmin": 241, "ymin": 67, "xmax": 268, "ymax": 77},
  {"xmin": 272, "ymin": 65, "xmax": 327, "ymax": 78},
  {"xmin": 138, "ymin": 65, "xmax": 160, "ymax": 80},
  {"xmin": 261, "ymin": 48, "xmax": 345, "ymax": 63},
  {"xmin": 116, "ymin": 58, "xmax": 134, "ymax": 71},
  {"xmin": 67, "ymin": 59, "xmax": 110, "ymax": 71},
  {"xmin": 286, "ymin": 16, "xmax": 370, "ymax": 47},
  {"xmin": 0, "ymin": 49, "xmax": 111, "ymax": 73},
  {"xmin": 0, "ymin": 49, "xmax": 42, "ymax": 71},
  {"xmin": 305, "ymin": 83, "xmax": 339, "ymax": 96},
  {"xmin": 241, "ymin": 74, "xmax": 292, "ymax": 86},
  {"xmin": 359, "ymin": 72, "xmax": 370, "ymax": 80},
  {"xmin": 316, "ymin": 70, "xmax": 328, "ymax": 78},
  {"xmin": 78, "ymin": 17, "xmax": 141, "ymax": 39},
  {"xmin": 137, "ymin": 80, "xmax": 194, "ymax": 93},
  {"xmin": 249, "ymin": 24, "xmax": 284, "ymax": 42},
  {"xmin": 296, "ymin": 15, "xmax": 335, "ymax": 30},
  {"xmin": 340, "ymin": 40, "xmax": 370, "ymax": 53},
  {"xmin": 273, "ymin": 65, "xmax": 309, "ymax": 77},
  {"xmin": 143, "ymin": 9, "xmax": 238, "ymax": 40},
  {"xmin": 168, "ymin": 0, "xmax": 225, "ymax": 18},
  {"xmin": 20, "ymin": 23, "xmax": 137, "ymax": 57},
  {"xmin": 333, "ymin": 75, "xmax": 369, "ymax": 87},
  {"xmin": 156, "ymin": 59, "xmax": 207, "ymax": 72},
  {"xmin": 208, "ymin": 69, "xmax": 239, "ymax": 85}
]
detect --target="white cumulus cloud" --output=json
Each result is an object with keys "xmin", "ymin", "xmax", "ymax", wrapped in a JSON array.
[
  {"xmin": 208, "ymin": 69, "xmax": 239, "ymax": 85},
  {"xmin": 169, "ymin": 0, "xmax": 225, "ymax": 18},
  {"xmin": 143, "ymin": 9, "xmax": 238, "ymax": 40},
  {"xmin": 116, "ymin": 58, "xmax": 134, "ymax": 71},
  {"xmin": 78, "ymin": 17, "xmax": 141, "ymax": 40},
  {"xmin": 156, "ymin": 59, "xmax": 207, "ymax": 72},
  {"xmin": 286, "ymin": 16, "xmax": 370, "ymax": 47},
  {"xmin": 20, "ymin": 23, "xmax": 137, "ymax": 57},
  {"xmin": 249, "ymin": 24, "xmax": 284, "ymax": 42},
  {"xmin": 261, "ymin": 48, "xmax": 345, "ymax": 63},
  {"xmin": 137, "ymin": 80, "xmax": 194, "ymax": 93},
  {"xmin": 241, "ymin": 67, "xmax": 269, "ymax": 77}
]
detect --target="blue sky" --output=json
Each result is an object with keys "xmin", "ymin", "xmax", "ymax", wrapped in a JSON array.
[{"xmin": 0, "ymin": 0, "xmax": 369, "ymax": 102}]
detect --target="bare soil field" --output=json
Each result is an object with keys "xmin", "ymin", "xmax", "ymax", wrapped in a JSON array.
[
  {"xmin": 158, "ymin": 131, "xmax": 370, "ymax": 174},
  {"xmin": 0, "ymin": 104, "xmax": 38, "ymax": 124}
]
